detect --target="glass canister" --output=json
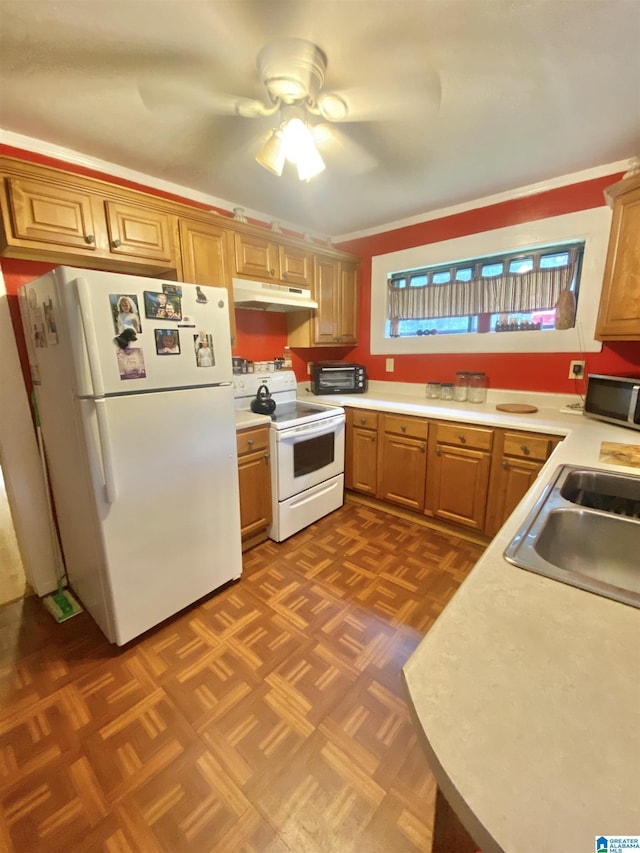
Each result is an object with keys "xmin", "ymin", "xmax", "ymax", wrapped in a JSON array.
[
  {"xmin": 426, "ymin": 381, "xmax": 441, "ymax": 399},
  {"xmin": 468, "ymin": 372, "xmax": 488, "ymax": 403},
  {"xmin": 440, "ymin": 382, "xmax": 454, "ymax": 400},
  {"xmin": 453, "ymin": 371, "xmax": 469, "ymax": 402}
]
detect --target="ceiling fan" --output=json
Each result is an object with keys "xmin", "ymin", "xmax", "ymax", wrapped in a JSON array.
[
  {"xmin": 139, "ymin": 35, "xmax": 441, "ymax": 182},
  {"xmin": 231, "ymin": 38, "xmax": 363, "ymax": 181}
]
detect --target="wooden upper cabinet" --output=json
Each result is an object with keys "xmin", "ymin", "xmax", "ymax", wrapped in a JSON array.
[
  {"xmin": 232, "ymin": 230, "xmax": 313, "ymax": 287},
  {"xmin": 104, "ymin": 200, "xmax": 175, "ymax": 265},
  {"xmin": 4, "ymin": 175, "xmax": 98, "ymax": 251},
  {"xmin": 286, "ymin": 254, "xmax": 360, "ymax": 347},
  {"xmin": 278, "ymin": 243, "xmax": 313, "ymax": 286},
  {"xmin": 595, "ymin": 172, "xmax": 640, "ymax": 341},
  {"xmin": 0, "ymin": 158, "xmax": 178, "ymax": 273},
  {"xmin": 232, "ymin": 231, "xmax": 279, "ymax": 279},
  {"xmin": 337, "ymin": 261, "xmax": 359, "ymax": 345},
  {"xmin": 179, "ymin": 219, "xmax": 236, "ymax": 344}
]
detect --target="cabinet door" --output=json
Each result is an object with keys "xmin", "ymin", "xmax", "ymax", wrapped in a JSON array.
[
  {"xmin": 238, "ymin": 449, "xmax": 272, "ymax": 543},
  {"xmin": 179, "ymin": 219, "xmax": 236, "ymax": 344},
  {"xmin": 485, "ymin": 430, "xmax": 561, "ymax": 536},
  {"xmin": 237, "ymin": 426, "xmax": 272, "ymax": 548},
  {"xmin": 427, "ymin": 444, "xmax": 491, "ymax": 530},
  {"xmin": 233, "ymin": 232, "xmax": 278, "ymax": 279},
  {"xmin": 379, "ymin": 432, "xmax": 428, "ymax": 511},
  {"xmin": 104, "ymin": 200, "xmax": 175, "ymax": 264},
  {"xmin": 486, "ymin": 456, "xmax": 543, "ymax": 537},
  {"xmin": 596, "ymin": 176, "xmax": 640, "ymax": 340},
  {"xmin": 6, "ymin": 176, "xmax": 98, "ymax": 251},
  {"xmin": 279, "ymin": 244, "xmax": 313, "ymax": 287},
  {"xmin": 347, "ymin": 425, "xmax": 378, "ymax": 494},
  {"xmin": 336, "ymin": 262, "xmax": 359, "ymax": 344},
  {"xmin": 313, "ymin": 255, "xmax": 339, "ymax": 343}
]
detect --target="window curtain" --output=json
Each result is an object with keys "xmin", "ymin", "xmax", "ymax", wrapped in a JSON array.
[{"xmin": 387, "ymin": 248, "xmax": 578, "ymax": 334}]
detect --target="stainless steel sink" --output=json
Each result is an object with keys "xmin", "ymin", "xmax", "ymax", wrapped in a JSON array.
[{"xmin": 505, "ymin": 465, "xmax": 640, "ymax": 608}]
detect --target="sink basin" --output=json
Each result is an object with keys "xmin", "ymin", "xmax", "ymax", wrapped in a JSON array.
[{"xmin": 505, "ymin": 465, "xmax": 640, "ymax": 608}]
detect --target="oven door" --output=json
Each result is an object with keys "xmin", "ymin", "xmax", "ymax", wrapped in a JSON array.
[{"xmin": 273, "ymin": 413, "xmax": 345, "ymax": 501}]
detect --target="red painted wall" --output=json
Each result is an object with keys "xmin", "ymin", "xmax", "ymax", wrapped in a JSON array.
[
  {"xmin": 3, "ymin": 145, "xmax": 639, "ymax": 394},
  {"xmin": 335, "ymin": 174, "xmax": 640, "ymax": 393}
]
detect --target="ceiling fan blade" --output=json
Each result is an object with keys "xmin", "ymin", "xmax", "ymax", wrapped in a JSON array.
[
  {"xmin": 138, "ymin": 74, "xmax": 269, "ymax": 119},
  {"xmin": 328, "ymin": 70, "xmax": 442, "ymax": 123},
  {"xmin": 312, "ymin": 124, "xmax": 378, "ymax": 175}
]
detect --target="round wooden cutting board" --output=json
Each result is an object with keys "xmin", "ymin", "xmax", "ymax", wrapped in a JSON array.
[{"xmin": 496, "ymin": 403, "xmax": 539, "ymax": 413}]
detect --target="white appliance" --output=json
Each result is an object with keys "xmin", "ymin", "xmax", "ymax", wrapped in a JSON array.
[
  {"xmin": 232, "ymin": 278, "xmax": 318, "ymax": 311},
  {"xmin": 18, "ymin": 266, "xmax": 242, "ymax": 646},
  {"xmin": 234, "ymin": 371, "xmax": 345, "ymax": 541}
]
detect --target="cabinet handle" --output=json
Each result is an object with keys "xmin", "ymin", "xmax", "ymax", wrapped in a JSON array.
[
  {"xmin": 248, "ymin": 439, "xmax": 254, "ymax": 447},
  {"xmin": 435, "ymin": 446, "xmax": 442, "ymax": 455},
  {"xmin": 420, "ymin": 443, "xmax": 426, "ymax": 453},
  {"xmin": 360, "ymin": 417, "xmax": 366, "ymax": 425},
  {"xmin": 502, "ymin": 460, "xmax": 509, "ymax": 469},
  {"xmin": 282, "ymin": 271, "xmax": 287, "ymax": 279},
  {"xmin": 112, "ymin": 239, "xmax": 122, "ymax": 248},
  {"xmin": 401, "ymin": 424, "xmax": 407, "ymax": 432},
  {"xmin": 370, "ymin": 434, "xmax": 376, "ymax": 441},
  {"xmin": 264, "ymin": 453, "xmax": 270, "ymax": 461},
  {"xmin": 85, "ymin": 234, "xmax": 95, "ymax": 245},
  {"xmin": 269, "ymin": 268, "xmax": 275, "ymax": 277},
  {"xmin": 458, "ymin": 434, "xmax": 467, "ymax": 443},
  {"xmin": 520, "ymin": 445, "xmax": 530, "ymax": 455}
]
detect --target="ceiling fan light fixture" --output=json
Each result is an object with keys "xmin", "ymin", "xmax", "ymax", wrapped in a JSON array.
[
  {"xmin": 279, "ymin": 117, "xmax": 325, "ymax": 181},
  {"xmin": 255, "ymin": 130, "xmax": 285, "ymax": 176}
]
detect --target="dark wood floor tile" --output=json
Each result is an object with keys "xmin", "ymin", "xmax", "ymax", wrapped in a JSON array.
[
  {"xmin": 81, "ymin": 690, "xmax": 200, "ymax": 803},
  {"xmin": 255, "ymin": 728, "xmax": 387, "ymax": 853}
]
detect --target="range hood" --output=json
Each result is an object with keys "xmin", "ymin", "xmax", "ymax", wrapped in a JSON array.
[{"xmin": 232, "ymin": 278, "xmax": 318, "ymax": 312}]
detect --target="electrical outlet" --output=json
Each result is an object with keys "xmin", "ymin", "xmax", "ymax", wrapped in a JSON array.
[
  {"xmin": 307, "ymin": 361, "xmax": 313, "ymax": 376},
  {"xmin": 569, "ymin": 360, "xmax": 585, "ymax": 379},
  {"xmin": 386, "ymin": 358, "xmax": 394, "ymax": 372}
]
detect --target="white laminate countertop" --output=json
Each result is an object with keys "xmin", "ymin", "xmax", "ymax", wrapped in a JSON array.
[
  {"xmin": 235, "ymin": 410, "xmax": 272, "ymax": 431},
  {"xmin": 298, "ymin": 380, "xmax": 640, "ymax": 853}
]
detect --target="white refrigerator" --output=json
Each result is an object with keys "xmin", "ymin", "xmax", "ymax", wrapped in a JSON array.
[{"xmin": 18, "ymin": 266, "xmax": 242, "ymax": 646}]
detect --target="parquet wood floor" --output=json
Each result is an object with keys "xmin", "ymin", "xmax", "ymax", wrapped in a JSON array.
[{"xmin": 0, "ymin": 500, "xmax": 485, "ymax": 852}]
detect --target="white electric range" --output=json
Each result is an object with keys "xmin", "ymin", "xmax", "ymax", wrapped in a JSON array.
[{"xmin": 233, "ymin": 371, "xmax": 345, "ymax": 541}]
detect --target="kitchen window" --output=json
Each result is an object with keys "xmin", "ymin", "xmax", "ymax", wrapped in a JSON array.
[
  {"xmin": 386, "ymin": 242, "xmax": 584, "ymax": 338},
  {"xmin": 369, "ymin": 206, "xmax": 611, "ymax": 355}
]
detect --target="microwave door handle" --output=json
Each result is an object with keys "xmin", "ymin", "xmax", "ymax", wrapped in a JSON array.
[{"xmin": 631, "ymin": 385, "xmax": 640, "ymax": 421}]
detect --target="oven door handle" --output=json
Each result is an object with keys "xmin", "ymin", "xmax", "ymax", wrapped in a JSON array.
[{"xmin": 276, "ymin": 414, "xmax": 345, "ymax": 442}]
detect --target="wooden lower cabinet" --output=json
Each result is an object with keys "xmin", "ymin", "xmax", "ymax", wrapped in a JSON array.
[
  {"xmin": 345, "ymin": 408, "xmax": 379, "ymax": 494},
  {"xmin": 426, "ymin": 422, "xmax": 493, "ymax": 532},
  {"xmin": 345, "ymin": 408, "xmax": 563, "ymax": 541},
  {"xmin": 379, "ymin": 413, "xmax": 429, "ymax": 512},
  {"xmin": 485, "ymin": 429, "xmax": 562, "ymax": 536},
  {"xmin": 236, "ymin": 425, "xmax": 272, "ymax": 550}
]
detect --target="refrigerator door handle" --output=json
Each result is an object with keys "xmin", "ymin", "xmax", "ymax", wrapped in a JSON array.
[
  {"xmin": 75, "ymin": 275, "xmax": 106, "ymax": 397},
  {"xmin": 95, "ymin": 399, "xmax": 117, "ymax": 503}
]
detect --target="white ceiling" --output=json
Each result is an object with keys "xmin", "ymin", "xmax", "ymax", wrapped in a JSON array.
[{"xmin": 1, "ymin": 0, "xmax": 639, "ymax": 237}]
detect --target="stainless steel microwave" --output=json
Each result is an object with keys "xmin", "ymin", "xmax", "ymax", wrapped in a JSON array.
[
  {"xmin": 584, "ymin": 373, "xmax": 640, "ymax": 431},
  {"xmin": 311, "ymin": 362, "xmax": 368, "ymax": 395}
]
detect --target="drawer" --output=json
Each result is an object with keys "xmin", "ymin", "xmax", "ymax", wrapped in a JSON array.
[
  {"xmin": 348, "ymin": 408, "xmax": 379, "ymax": 431},
  {"xmin": 435, "ymin": 422, "xmax": 493, "ymax": 451},
  {"xmin": 237, "ymin": 426, "xmax": 270, "ymax": 455},
  {"xmin": 503, "ymin": 431, "xmax": 553, "ymax": 461},
  {"xmin": 383, "ymin": 413, "xmax": 429, "ymax": 440}
]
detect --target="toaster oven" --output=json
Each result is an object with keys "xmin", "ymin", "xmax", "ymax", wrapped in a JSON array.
[{"xmin": 311, "ymin": 362, "xmax": 367, "ymax": 395}]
